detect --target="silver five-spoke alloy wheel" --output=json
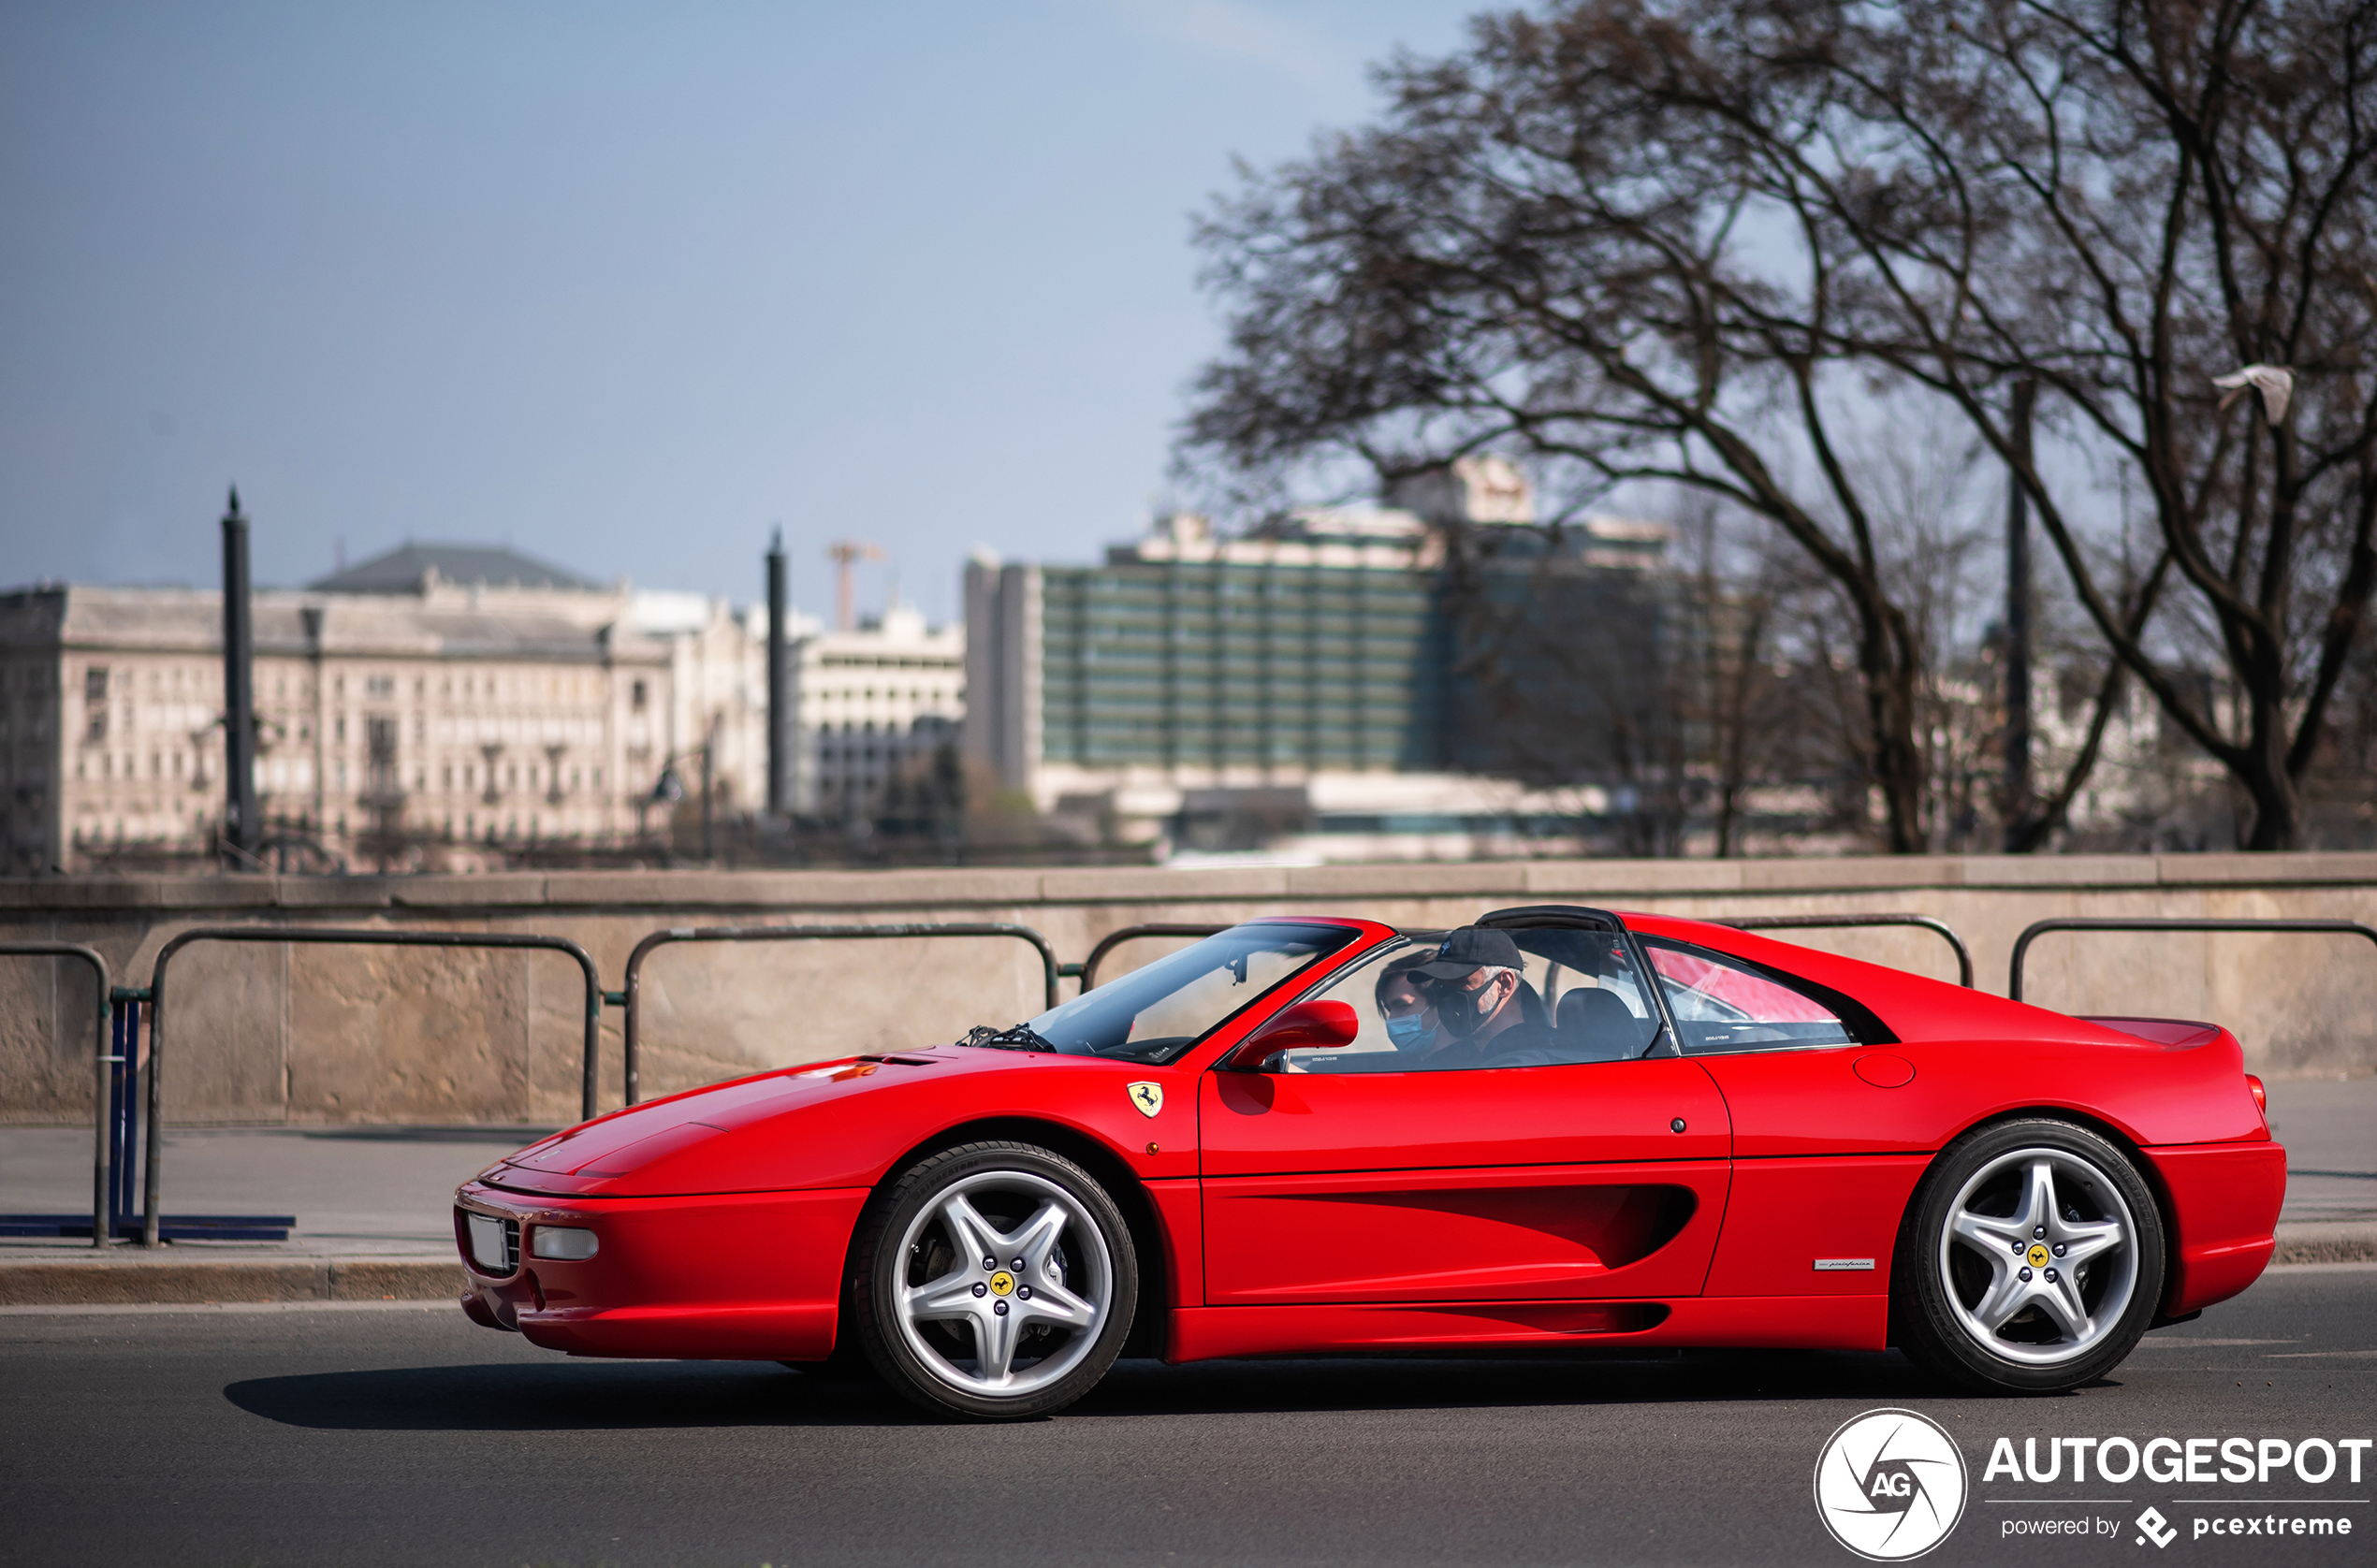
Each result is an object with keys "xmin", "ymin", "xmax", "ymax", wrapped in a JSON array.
[
  {"xmin": 890, "ymin": 1169, "xmax": 1116, "ymax": 1399},
  {"xmin": 1938, "ymin": 1145, "xmax": 2138, "ymax": 1367}
]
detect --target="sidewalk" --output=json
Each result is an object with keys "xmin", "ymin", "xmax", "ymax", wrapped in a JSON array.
[
  {"xmin": 0, "ymin": 1123, "xmax": 549, "ymax": 1305},
  {"xmin": 2, "ymin": 1080, "xmax": 2369, "ymax": 1305}
]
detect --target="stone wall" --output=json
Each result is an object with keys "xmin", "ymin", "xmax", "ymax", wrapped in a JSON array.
[{"xmin": 3, "ymin": 853, "xmax": 2372, "ymax": 1127}]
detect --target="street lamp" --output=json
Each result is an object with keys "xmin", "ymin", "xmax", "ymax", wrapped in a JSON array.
[{"xmin": 646, "ymin": 738, "xmax": 713, "ymax": 863}]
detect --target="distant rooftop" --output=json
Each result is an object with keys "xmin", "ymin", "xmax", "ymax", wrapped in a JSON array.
[{"xmin": 309, "ymin": 542, "xmax": 601, "ymax": 595}]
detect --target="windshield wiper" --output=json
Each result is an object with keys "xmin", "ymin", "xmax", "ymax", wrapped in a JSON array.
[{"xmin": 955, "ymin": 1024, "xmax": 1057, "ymax": 1053}]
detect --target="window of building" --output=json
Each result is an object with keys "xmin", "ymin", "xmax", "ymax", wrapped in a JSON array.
[
  {"xmin": 85, "ymin": 667, "xmax": 108, "ymax": 703},
  {"xmin": 631, "ymin": 680, "xmax": 648, "ymax": 711}
]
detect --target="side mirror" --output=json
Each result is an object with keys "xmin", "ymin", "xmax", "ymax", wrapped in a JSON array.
[{"xmin": 1222, "ymin": 999, "xmax": 1361, "ymax": 1071}]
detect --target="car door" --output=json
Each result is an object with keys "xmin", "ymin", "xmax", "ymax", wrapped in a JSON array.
[
  {"xmin": 1631, "ymin": 929, "xmax": 1931, "ymax": 1298},
  {"xmin": 1200, "ymin": 912, "xmax": 1731, "ymax": 1306}
]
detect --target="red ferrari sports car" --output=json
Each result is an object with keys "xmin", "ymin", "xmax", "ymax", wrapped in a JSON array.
[{"xmin": 454, "ymin": 905, "xmax": 2284, "ymax": 1419}]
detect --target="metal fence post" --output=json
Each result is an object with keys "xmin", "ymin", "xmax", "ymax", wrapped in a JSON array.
[
  {"xmin": 620, "ymin": 922, "xmax": 1061, "ymax": 1106},
  {"xmin": 2006, "ymin": 917, "xmax": 2377, "ymax": 1003},
  {"xmin": 143, "ymin": 926, "xmax": 606, "ymax": 1246},
  {"xmin": 1713, "ymin": 913, "xmax": 1976, "ymax": 989},
  {"xmin": 0, "ymin": 944, "xmax": 111, "ymax": 1246}
]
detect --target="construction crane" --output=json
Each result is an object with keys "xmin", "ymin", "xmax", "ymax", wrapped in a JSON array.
[{"xmin": 826, "ymin": 540, "xmax": 883, "ymax": 632}]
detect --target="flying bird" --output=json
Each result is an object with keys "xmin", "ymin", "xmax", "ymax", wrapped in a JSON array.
[{"xmin": 2212, "ymin": 364, "xmax": 2294, "ymax": 426}]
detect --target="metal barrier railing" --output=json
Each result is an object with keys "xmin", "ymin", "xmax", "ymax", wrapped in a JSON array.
[
  {"xmin": 1713, "ymin": 913, "xmax": 1976, "ymax": 989},
  {"xmin": 1074, "ymin": 924, "xmax": 1229, "ymax": 992},
  {"xmin": 620, "ymin": 922, "xmax": 1062, "ymax": 1106},
  {"xmin": 142, "ymin": 926, "xmax": 604, "ymax": 1248},
  {"xmin": 2007, "ymin": 917, "xmax": 2377, "ymax": 1003},
  {"xmin": 0, "ymin": 944, "xmax": 111, "ymax": 1247}
]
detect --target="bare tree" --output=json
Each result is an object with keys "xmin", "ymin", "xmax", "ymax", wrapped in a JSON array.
[
  {"xmin": 1681, "ymin": 0, "xmax": 2377, "ymax": 849},
  {"xmin": 1184, "ymin": 7, "xmax": 1981, "ymax": 850},
  {"xmin": 1432, "ymin": 520, "xmax": 1701, "ymax": 853},
  {"xmin": 1187, "ymin": 0, "xmax": 2377, "ymax": 850}
]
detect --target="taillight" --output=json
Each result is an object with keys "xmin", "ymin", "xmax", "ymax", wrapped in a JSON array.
[{"xmin": 2246, "ymin": 1075, "xmax": 2267, "ymax": 1115}]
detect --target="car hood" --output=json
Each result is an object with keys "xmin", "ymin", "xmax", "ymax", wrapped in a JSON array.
[{"xmin": 474, "ymin": 1043, "xmax": 1149, "ymax": 1198}]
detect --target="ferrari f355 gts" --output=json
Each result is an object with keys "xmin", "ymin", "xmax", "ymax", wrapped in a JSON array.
[{"xmin": 456, "ymin": 906, "xmax": 2283, "ymax": 1418}]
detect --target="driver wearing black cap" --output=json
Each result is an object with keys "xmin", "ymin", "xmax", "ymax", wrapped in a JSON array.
[{"xmin": 1411, "ymin": 926, "xmax": 1552, "ymax": 1070}]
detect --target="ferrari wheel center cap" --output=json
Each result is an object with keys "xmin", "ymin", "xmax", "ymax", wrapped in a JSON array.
[
  {"xmin": 988, "ymin": 1270, "xmax": 1015, "ymax": 1297},
  {"xmin": 2025, "ymin": 1242, "xmax": 2051, "ymax": 1270}
]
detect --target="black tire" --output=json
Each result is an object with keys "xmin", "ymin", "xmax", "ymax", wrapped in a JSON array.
[
  {"xmin": 1894, "ymin": 1117, "xmax": 2165, "ymax": 1393},
  {"xmin": 849, "ymin": 1140, "xmax": 1137, "ymax": 1420}
]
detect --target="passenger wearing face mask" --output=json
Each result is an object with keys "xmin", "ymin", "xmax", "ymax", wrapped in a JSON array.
[
  {"xmin": 1376, "ymin": 950, "xmax": 1441, "ymax": 1053},
  {"xmin": 1412, "ymin": 926, "xmax": 1554, "ymax": 1070}
]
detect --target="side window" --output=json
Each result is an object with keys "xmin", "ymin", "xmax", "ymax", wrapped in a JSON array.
[
  {"xmin": 1517, "ymin": 928, "xmax": 1667, "ymax": 1064},
  {"xmin": 1268, "ymin": 931, "xmax": 1667, "ymax": 1074},
  {"xmin": 1641, "ymin": 937, "xmax": 1857, "ymax": 1053},
  {"xmin": 1267, "ymin": 941, "xmax": 1433, "ymax": 1074}
]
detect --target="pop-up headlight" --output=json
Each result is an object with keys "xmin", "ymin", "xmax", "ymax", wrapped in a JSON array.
[{"xmin": 530, "ymin": 1226, "xmax": 599, "ymax": 1261}]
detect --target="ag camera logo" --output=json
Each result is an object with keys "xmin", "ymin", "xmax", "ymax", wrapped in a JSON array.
[{"xmin": 1815, "ymin": 1408, "xmax": 1969, "ymax": 1561}]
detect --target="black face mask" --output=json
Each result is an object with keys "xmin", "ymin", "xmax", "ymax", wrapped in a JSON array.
[{"xmin": 1435, "ymin": 974, "xmax": 1506, "ymax": 1038}]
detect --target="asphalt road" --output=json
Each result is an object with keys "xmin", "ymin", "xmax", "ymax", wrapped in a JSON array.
[{"xmin": 2, "ymin": 1266, "xmax": 2370, "ymax": 1568}]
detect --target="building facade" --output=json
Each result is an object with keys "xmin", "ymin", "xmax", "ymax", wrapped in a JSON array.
[
  {"xmin": 793, "ymin": 602, "xmax": 965, "ymax": 823},
  {"xmin": 0, "ymin": 543, "xmax": 967, "ymax": 873},
  {"xmin": 0, "ymin": 564, "xmax": 687, "ymax": 872},
  {"xmin": 962, "ymin": 458, "xmax": 1680, "ymax": 856}
]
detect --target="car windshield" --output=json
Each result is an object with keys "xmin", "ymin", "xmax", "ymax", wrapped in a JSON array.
[{"xmin": 984, "ymin": 922, "xmax": 1363, "ymax": 1065}]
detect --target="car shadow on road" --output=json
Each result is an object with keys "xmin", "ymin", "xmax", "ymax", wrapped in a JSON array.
[
  {"xmin": 225, "ymin": 1349, "xmax": 2095, "ymax": 1431},
  {"xmin": 224, "ymin": 1359, "xmax": 919, "ymax": 1430},
  {"xmin": 1071, "ymin": 1351, "xmax": 2106, "ymax": 1418}
]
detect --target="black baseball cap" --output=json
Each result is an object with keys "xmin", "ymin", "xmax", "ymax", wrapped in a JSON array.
[{"xmin": 1417, "ymin": 926, "xmax": 1523, "ymax": 979}]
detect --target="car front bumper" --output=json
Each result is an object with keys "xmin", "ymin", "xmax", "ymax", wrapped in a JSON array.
[{"xmin": 453, "ymin": 1179, "xmax": 868, "ymax": 1361}]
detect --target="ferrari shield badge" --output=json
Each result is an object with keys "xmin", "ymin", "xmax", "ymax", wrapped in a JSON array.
[{"xmin": 1126, "ymin": 1082, "xmax": 1164, "ymax": 1117}]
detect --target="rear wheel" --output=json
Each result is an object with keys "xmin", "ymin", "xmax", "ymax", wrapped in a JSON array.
[
  {"xmin": 1895, "ymin": 1118, "xmax": 2164, "ymax": 1393},
  {"xmin": 850, "ymin": 1141, "xmax": 1137, "ymax": 1420}
]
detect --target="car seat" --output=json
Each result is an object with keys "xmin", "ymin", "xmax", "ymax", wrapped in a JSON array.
[{"xmin": 1554, "ymin": 986, "xmax": 1653, "ymax": 1062}]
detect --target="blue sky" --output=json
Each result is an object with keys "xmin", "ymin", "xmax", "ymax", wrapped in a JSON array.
[{"xmin": 0, "ymin": 1, "xmax": 1479, "ymax": 623}]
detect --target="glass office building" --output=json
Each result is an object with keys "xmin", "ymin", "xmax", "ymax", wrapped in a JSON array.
[
  {"xmin": 963, "ymin": 472, "xmax": 1676, "ymax": 834},
  {"xmin": 1036, "ymin": 548, "xmax": 1449, "ymax": 777}
]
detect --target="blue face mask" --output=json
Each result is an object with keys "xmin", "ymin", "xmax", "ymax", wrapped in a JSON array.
[{"xmin": 1385, "ymin": 1014, "xmax": 1436, "ymax": 1051}]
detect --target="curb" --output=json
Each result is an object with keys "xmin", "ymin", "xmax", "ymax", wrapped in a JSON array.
[
  {"xmin": 2271, "ymin": 1222, "xmax": 2377, "ymax": 1266},
  {"xmin": 5, "ymin": 1224, "xmax": 2366, "ymax": 1306},
  {"xmin": 0, "ymin": 1256, "xmax": 468, "ymax": 1307}
]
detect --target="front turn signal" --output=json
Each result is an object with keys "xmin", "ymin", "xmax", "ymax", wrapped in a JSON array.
[{"xmin": 531, "ymin": 1226, "xmax": 599, "ymax": 1261}]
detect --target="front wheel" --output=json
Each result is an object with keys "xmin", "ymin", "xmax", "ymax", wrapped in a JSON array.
[
  {"xmin": 1895, "ymin": 1118, "xmax": 2165, "ymax": 1393},
  {"xmin": 850, "ymin": 1141, "xmax": 1137, "ymax": 1420}
]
